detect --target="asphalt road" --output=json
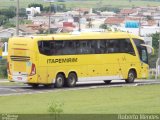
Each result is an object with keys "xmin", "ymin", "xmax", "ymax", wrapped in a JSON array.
[{"xmin": 0, "ymin": 79, "xmax": 160, "ymax": 96}]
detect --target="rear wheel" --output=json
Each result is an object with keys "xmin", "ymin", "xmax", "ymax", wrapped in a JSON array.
[
  {"xmin": 104, "ymin": 80, "xmax": 112, "ymax": 84},
  {"xmin": 55, "ymin": 74, "xmax": 65, "ymax": 88},
  {"xmin": 66, "ymin": 73, "xmax": 77, "ymax": 87},
  {"xmin": 125, "ymin": 70, "xmax": 136, "ymax": 83}
]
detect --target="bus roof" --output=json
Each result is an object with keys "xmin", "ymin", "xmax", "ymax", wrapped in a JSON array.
[{"xmin": 10, "ymin": 32, "xmax": 142, "ymax": 41}]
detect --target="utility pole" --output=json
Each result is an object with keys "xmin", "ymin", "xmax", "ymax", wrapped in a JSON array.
[
  {"xmin": 156, "ymin": 22, "xmax": 160, "ymax": 79},
  {"xmin": 48, "ymin": 2, "xmax": 52, "ymax": 34},
  {"xmin": 138, "ymin": 17, "xmax": 141, "ymax": 36},
  {"xmin": 16, "ymin": 0, "xmax": 19, "ymax": 36},
  {"xmin": 44, "ymin": 0, "xmax": 55, "ymax": 34},
  {"xmin": 78, "ymin": 8, "xmax": 81, "ymax": 32}
]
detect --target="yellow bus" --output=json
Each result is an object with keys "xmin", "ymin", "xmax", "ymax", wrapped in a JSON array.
[{"xmin": 8, "ymin": 32, "xmax": 151, "ymax": 88}]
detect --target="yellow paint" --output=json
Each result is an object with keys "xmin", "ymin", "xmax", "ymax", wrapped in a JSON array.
[{"xmin": 7, "ymin": 32, "xmax": 149, "ymax": 84}]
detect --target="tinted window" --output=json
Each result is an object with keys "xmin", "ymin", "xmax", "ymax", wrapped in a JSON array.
[
  {"xmin": 76, "ymin": 40, "xmax": 94, "ymax": 54},
  {"xmin": 38, "ymin": 39, "xmax": 135, "ymax": 56},
  {"xmin": 107, "ymin": 40, "xmax": 120, "ymax": 53},
  {"xmin": 96, "ymin": 40, "xmax": 106, "ymax": 54},
  {"xmin": 119, "ymin": 39, "xmax": 135, "ymax": 55}
]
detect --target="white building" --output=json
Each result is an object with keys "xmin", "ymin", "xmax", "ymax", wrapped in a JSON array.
[
  {"xmin": 117, "ymin": 26, "xmax": 160, "ymax": 37},
  {"xmin": 26, "ymin": 7, "xmax": 41, "ymax": 20}
]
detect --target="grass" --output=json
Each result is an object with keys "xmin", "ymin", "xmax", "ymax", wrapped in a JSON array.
[
  {"xmin": 0, "ymin": 84, "xmax": 160, "ymax": 114},
  {"xmin": 0, "ymin": 81, "xmax": 24, "ymax": 86},
  {"xmin": 0, "ymin": 0, "xmax": 160, "ymax": 8}
]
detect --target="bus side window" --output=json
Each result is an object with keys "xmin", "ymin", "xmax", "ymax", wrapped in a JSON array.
[
  {"xmin": 90, "ymin": 40, "xmax": 96, "ymax": 54},
  {"xmin": 76, "ymin": 41, "xmax": 81, "ymax": 54},
  {"xmin": 76, "ymin": 41, "xmax": 89, "ymax": 54},
  {"xmin": 107, "ymin": 40, "xmax": 114, "ymax": 53},
  {"xmin": 38, "ymin": 41, "xmax": 51, "ymax": 55},
  {"xmin": 55, "ymin": 41, "xmax": 64, "ymax": 55},
  {"xmin": 38, "ymin": 41, "xmax": 43, "ymax": 54},
  {"xmin": 63, "ymin": 41, "xmax": 76, "ymax": 55},
  {"xmin": 108, "ymin": 40, "xmax": 120, "ymax": 53},
  {"xmin": 96, "ymin": 40, "xmax": 105, "ymax": 54},
  {"xmin": 126, "ymin": 39, "xmax": 135, "ymax": 55},
  {"xmin": 120, "ymin": 39, "xmax": 135, "ymax": 55}
]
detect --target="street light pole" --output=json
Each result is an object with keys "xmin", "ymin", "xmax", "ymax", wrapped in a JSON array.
[{"xmin": 16, "ymin": 0, "xmax": 19, "ymax": 36}]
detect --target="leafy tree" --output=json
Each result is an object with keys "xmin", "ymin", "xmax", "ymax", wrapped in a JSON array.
[
  {"xmin": 44, "ymin": 5, "xmax": 56, "ymax": 13},
  {"xmin": 28, "ymin": 3, "xmax": 43, "ymax": 11},
  {"xmin": 148, "ymin": 32, "xmax": 160, "ymax": 68},
  {"xmin": 0, "ymin": 15, "xmax": 7, "ymax": 26},
  {"xmin": 43, "ymin": 4, "xmax": 67, "ymax": 12},
  {"xmin": 19, "ymin": 8, "xmax": 27, "ymax": 17},
  {"xmin": 57, "ymin": 4, "xmax": 67, "ymax": 12},
  {"xmin": 150, "ymin": 32, "xmax": 160, "ymax": 49},
  {"xmin": 146, "ymin": 15, "xmax": 153, "ymax": 20},
  {"xmin": 3, "ymin": 21, "xmax": 16, "ymax": 29},
  {"xmin": 99, "ymin": 23, "xmax": 108, "ymax": 29},
  {"xmin": 0, "ymin": 8, "xmax": 16, "ymax": 19}
]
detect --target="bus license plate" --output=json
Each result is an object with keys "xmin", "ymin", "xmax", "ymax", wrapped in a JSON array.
[{"xmin": 17, "ymin": 77, "xmax": 22, "ymax": 80}]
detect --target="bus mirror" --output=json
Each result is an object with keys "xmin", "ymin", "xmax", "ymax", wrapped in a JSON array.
[{"xmin": 141, "ymin": 44, "xmax": 154, "ymax": 55}]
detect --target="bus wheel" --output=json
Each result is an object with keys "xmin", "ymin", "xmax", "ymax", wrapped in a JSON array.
[
  {"xmin": 104, "ymin": 80, "xmax": 112, "ymax": 84},
  {"xmin": 125, "ymin": 70, "xmax": 136, "ymax": 83},
  {"xmin": 66, "ymin": 73, "xmax": 77, "ymax": 87},
  {"xmin": 55, "ymin": 74, "xmax": 65, "ymax": 88}
]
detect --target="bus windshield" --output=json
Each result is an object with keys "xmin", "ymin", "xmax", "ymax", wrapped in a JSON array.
[{"xmin": 133, "ymin": 39, "xmax": 148, "ymax": 64}]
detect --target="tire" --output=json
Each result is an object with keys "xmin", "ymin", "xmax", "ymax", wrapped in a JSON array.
[
  {"xmin": 104, "ymin": 80, "xmax": 112, "ymax": 84},
  {"xmin": 66, "ymin": 73, "xmax": 77, "ymax": 87},
  {"xmin": 125, "ymin": 70, "xmax": 136, "ymax": 83},
  {"xmin": 55, "ymin": 74, "xmax": 65, "ymax": 88}
]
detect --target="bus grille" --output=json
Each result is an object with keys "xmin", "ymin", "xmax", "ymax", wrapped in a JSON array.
[{"xmin": 10, "ymin": 56, "xmax": 30, "ymax": 62}]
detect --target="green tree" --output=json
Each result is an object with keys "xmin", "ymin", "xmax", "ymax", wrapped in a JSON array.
[
  {"xmin": 3, "ymin": 21, "xmax": 16, "ymax": 29},
  {"xmin": 28, "ymin": 3, "xmax": 43, "ymax": 11},
  {"xmin": 0, "ymin": 8, "xmax": 16, "ymax": 19},
  {"xmin": 44, "ymin": 5, "xmax": 55, "ymax": 12},
  {"xmin": 146, "ymin": 15, "xmax": 153, "ymax": 20},
  {"xmin": 99, "ymin": 23, "xmax": 108, "ymax": 29},
  {"xmin": 0, "ymin": 15, "xmax": 7, "ymax": 26},
  {"xmin": 148, "ymin": 32, "xmax": 160, "ymax": 68},
  {"xmin": 150, "ymin": 32, "xmax": 160, "ymax": 49},
  {"xmin": 19, "ymin": 8, "xmax": 27, "ymax": 17}
]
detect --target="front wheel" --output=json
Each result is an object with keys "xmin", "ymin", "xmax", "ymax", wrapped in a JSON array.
[
  {"xmin": 66, "ymin": 73, "xmax": 77, "ymax": 87},
  {"xmin": 125, "ymin": 70, "xmax": 136, "ymax": 83},
  {"xmin": 55, "ymin": 74, "xmax": 65, "ymax": 88}
]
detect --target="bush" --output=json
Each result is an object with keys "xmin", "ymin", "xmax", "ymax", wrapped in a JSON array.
[
  {"xmin": 0, "ymin": 59, "xmax": 7, "ymax": 79},
  {"xmin": 48, "ymin": 101, "xmax": 64, "ymax": 114}
]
